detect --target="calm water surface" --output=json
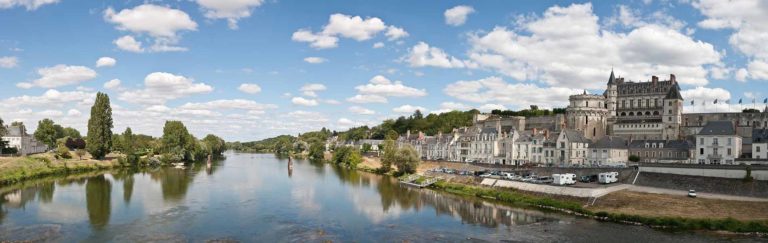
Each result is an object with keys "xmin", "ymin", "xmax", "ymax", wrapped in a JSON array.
[{"xmin": 0, "ymin": 152, "xmax": 761, "ymax": 242}]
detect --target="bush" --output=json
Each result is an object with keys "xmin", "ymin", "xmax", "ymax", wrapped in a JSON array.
[
  {"xmin": 55, "ymin": 142, "xmax": 71, "ymax": 159},
  {"xmin": 394, "ymin": 144, "xmax": 420, "ymax": 174},
  {"xmin": 629, "ymin": 155, "xmax": 640, "ymax": 162},
  {"xmin": 331, "ymin": 146, "xmax": 362, "ymax": 168}
]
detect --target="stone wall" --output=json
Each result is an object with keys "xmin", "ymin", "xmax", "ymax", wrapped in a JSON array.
[
  {"xmin": 638, "ymin": 163, "xmax": 768, "ymax": 180},
  {"xmin": 635, "ymin": 172, "xmax": 768, "ymax": 198}
]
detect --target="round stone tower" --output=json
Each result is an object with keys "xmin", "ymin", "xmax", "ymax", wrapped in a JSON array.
[{"xmin": 566, "ymin": 91, "xmax": 609, "ymax": 140}]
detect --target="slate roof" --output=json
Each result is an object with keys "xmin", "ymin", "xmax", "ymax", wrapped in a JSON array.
[
  {"xmin": 628, "ymin": 140, "xmax": 694, "ymax": 150},
  {"xmin": 607, "ymin": 70, "xmax": 615, "ymax": 85},
  {"xmin": 480, "ymin": 127, "xmax": 498, "ymax": 134},
  {"xmin": 563, "ymin": 129, "xmax": 590, "ymax": 143},
  {"xmin": 754, "ymin": 129, "xmax": 768, "ymax": 143},
  {"xmin": 593, "ymin": 136, "xmax": 628, "ymax": 149},
  {"xmin": 698, "ymin": 121, "xmax": 736, "ymax": 136},
  {"xmin": 4, "ymin": 125, "xmax": 25, "ymax": 137},
  {"xmin": 664, "ymin": 83, "xmax": 683, "ymax": 100}
]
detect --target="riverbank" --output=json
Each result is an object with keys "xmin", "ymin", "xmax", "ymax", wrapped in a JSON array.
[
  {"xmin": 428, "ymin": 180, "xmax": 768, "ymax": 234},
  {"xmin": 0, "ymin": 153, "xmax": 120, "ymax": 185}
]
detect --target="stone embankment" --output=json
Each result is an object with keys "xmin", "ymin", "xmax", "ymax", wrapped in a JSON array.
[{"xmin": 481, "ymin": 178, "xmax": 629, "ymax": 198}]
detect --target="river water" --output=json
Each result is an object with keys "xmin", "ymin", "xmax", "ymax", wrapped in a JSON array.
[{"xmin": 0, "ymin": 152, "xmax": 761, "ymax": 242}]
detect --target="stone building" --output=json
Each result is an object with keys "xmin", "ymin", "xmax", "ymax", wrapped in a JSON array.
[
  {"xmin": 587, "ymin": 136, "xmax": 629, "ymax": 166},
  {"xmin": 607, "ymin": 72, "xmax": 683, "ymax": 140},
  {"xmin": 695, "ymin": 121, "xmax": 742, "ymax": 165},
  {"xmin": 753, "ymin": 129, "xmax": 768, "ymax": 159},
  {"xmin": 1, "ymin": 125, "xmax": 48, "ymax": 155},
  {"xmin": 628, "ymin": 139, "xmax": 693, "ymax": 163},
  {"xmin": 565, "ymin": 91, "xmax": 608, "ymax": 140},
  {"xmin": 682, "ymin": 110, "xmax": 768, "ymax": 157}
]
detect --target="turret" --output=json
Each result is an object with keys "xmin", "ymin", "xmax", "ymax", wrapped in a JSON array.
[{"xmin": 662, "ymin": 83, "xmax": 683, "ymax": 139}]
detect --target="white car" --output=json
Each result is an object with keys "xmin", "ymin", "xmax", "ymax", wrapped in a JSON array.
[
  {"xmin": 479, "ymin": 173, "xmax": 492, "ymax": 178},
  {"xmin": 688, "ymin": 190, "xmax": 697, "ymax": 198}
]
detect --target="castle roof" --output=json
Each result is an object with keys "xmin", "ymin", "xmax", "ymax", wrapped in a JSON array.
[
  {"xmin": 607, "ymin": 70, "xmax": 616, "ymax": 85},
  {"xmin": 664, "ymin": 83, "xmax": 683, "ymax": 100},
  {"xmin": 699, "ymin": 121, "xmax": 736, "ymax": 136},
  {"xmin": 753, "ymin": 129, "xmax": 768, "ymax": 143},
  {"xmin": 593, "ymin": 136, "xmax": 628, "ymax": 149},
  {"xmin": 628, "ymin": 139, "xmax": 693, "ymax": 150}
]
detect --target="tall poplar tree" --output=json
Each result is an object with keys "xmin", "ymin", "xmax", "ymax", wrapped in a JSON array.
[{"xmin": 86, "ymin": 92, "xmax": 113, "ymax": 159}]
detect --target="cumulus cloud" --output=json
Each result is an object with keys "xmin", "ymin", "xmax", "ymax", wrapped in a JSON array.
[
  {"xmin": 462, "ymin": 3, "xmax": 721, "ymax": 88},
  {"xmin": 478, "ymin": 103, "xmax": 507, "ymax": 112},
  {"xmin": 96, "ymin": 57, "xmax": 116, "ymax": 67},
  {"xmin": 681, "ymin": 86, "xmax": 734, "ymax": 112},
  {"xmin": 0, "ymin": 0, "xmax": 58, "ymax": 10},
  {"xmin": 393, "ymin": 104, "xmax": 427, "ymax": 114},
  {"xmin": 67, "ymin": 109, "xmax": 82, "ymax": 116},
  {"xmin": 431, "ymin": 101, "xmax": 471, "ymax": 114},
  {"xmin": 444, "ymin": 76, "xmax": 581, "ymax": 109},
  {"xmin": 292, "ymin": 97, "xmax": 319, "ymax": 106},
  {"xmin": 238, "ymin": 83, "xmax": 262, "ymax": 94},
  {"xmin": 303, "ymin": 57, "xmax": 327, "ymax": 64},
  {"xmin": 299, "ymin": 83, "xmax": 326, "ymax": 97},
  {"xmin": 119, "ymin": 72, "xmax": 213, "ymax": 105},
  {"xmin": 17, "ymin": 65, "xmax": 97, "ymax": 89},
  {"xmin": 104, "ymin": 79, "xmax": 121, "ymax": 89},
  {"xmin": 372, "ymin": 42, "xmax": 384, "ymax": 48},
  {"xmin": 113, "ymin": 35, "xmax": 144, "ymax": 53},
  {"xmin": 405, "ymin": 42, "xmax": 470, "ymax": 68},
  {"xmin": 0, "ymin": 56, "xmax": 18, "ymax": 68},
  {"xmin": 444, "ymin": 5, "xmax": 475, "ymax": 26},
  {"xmin": 349, "ymin": 106, "xmax": 375, "ymax": 115},
  {"xmin": 196, "ymin": 0, "xmax": 264, "ymax": 29},
  {"xmin": 292, "ymin": 13, "xmax": 407, "ymax": 49},
  {"xmin": 104, "ymin": 4, "xmax": 197, "ymax": 52},
  {"xmin": 178, "ymin": 99, "xmax": 277, "ymax": 111},
  {"xmin": 349, "ymin": 75, "xmax": 427, "ymax": 103}
]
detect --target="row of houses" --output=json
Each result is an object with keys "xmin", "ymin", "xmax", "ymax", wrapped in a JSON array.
[{"xmin": 1, "ymin": 125, "xmax": 48, "ymax": 156}]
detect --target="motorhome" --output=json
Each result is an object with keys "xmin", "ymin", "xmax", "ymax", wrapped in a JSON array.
[
  {"xmin": 598, "ymin": 172, "xmax": 619, "ymax": 184},
  {"xmin": 552, "ymin": 173, "xmax": 576, "ymax": 185}
]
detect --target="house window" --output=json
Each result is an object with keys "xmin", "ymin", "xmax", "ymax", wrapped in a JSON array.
[
  {"xmin": 700, "ymin": 148, "xmax": 704, "ymax": 155},
  {"xmin": 727, "ymin": 138, "xmax": 732, "ymax": 145},
  {"xmin": 699, "ymin": 138, "xmax": 704, "ymax": 145},
  {"xmin": 727, "ymin": 148, "xmax": 732, "ymax": 156},
  {"xmin": 758, "ymin": 146, "xmax": 762, "ymax": 152}
]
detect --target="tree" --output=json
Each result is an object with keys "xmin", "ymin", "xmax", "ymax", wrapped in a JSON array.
[
  {"xmin": 122, "ymin": 127, "xmax": 135, "ymax": 155},
  {"xmin": 63, "ymin": 127, "xmax": 82, "ymax": 139},
  {"xmin": 86, "ymin": 92, "xmax": 113, "ymax": 159},
  {"xmin": 0, "ymin": 117, "xmax": 6, "ymax": 151},
  {"xmin": 56, "ymin": 141, "xmax": 71, "ymax": 159},
  {"xmin": 629, "ymin": 155, "xmax": 640, "ymax": 162},
  {"xmin": 394, "ymin": 144, "xmax": 420, "ymax": 174},
  {"xmin": 308, "ymin": 141, "xmax": 325, "ymax": 160},
  {"xmin": 361, "ymin": 143, "xmax": 372, "ymax": 153},
  {"xmin": 65, "ymin": 138, "xmax": 86, "ymax": 150},
  {"xmin": 201, "ymin": 134, "xmax": 225, "ymax": 156},
  {"xmin": 380, "ymin": 139, "xmax": 397, "ymax": 172},
  {"xmin": 34, "ymin": 118, "xmax": 60, "ymax": 148},
  {"xmin": 331, "ymin": 146, "xmax": 362, "ymax": 168},
  {"xmin": 161, "ymin": 120, "xmax": 200, "ymax": 162}
]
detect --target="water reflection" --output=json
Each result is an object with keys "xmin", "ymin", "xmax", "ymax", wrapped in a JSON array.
[{"xmin": 85, "ymin": 175, "xmax": 111, "ymax": 229}]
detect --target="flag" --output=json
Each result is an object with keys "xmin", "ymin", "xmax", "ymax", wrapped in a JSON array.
[
  {"xmin": 690, "ymin": 100, "xmax": 694, "ymax": 106},
  {"xmin": 739, "ymin": 98, "xmax": 742, "ymax": 104},
  {"xmin": 726, "ymin": 100, "xmax": 730, "ymax": 104},
  {"xmin": 764, "ymin": 98, "xmax": 767, "ymax": 104},
  {"xmin": 714, "ymin": 99, "xmax": 718, "ymax": 104}
]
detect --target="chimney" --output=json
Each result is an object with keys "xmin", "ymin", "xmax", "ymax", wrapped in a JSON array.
[
  {"xmin": 533, "ymin": 128, "xmax": 538, "ymax": 135},
  {"xmin": 652, "ymin": 75, "xmax": 658, "ymax": 84},
  {"xmin": 670, "ymin": 74, "xmax": 676, "ymax": 83}
]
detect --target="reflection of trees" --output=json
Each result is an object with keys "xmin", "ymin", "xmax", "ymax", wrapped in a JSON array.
[
  {"xmin": 111, "ymin": 170, "xmax": 136, "ymax": 204},
  {"xmin": 86, "ymin": 175, "xmax": 112, "ymax": 229},
  {"xmin": 151, "ymin": 168, "xmax": 194, "ymax": 202},
  {"xmin": 37, "ymin": 181, "xmax": 55, "ymax": 203}
]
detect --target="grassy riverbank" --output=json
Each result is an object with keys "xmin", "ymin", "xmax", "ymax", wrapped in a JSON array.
[
  {"xmin": 0, "ymin": 153, "xmax": 120, "ymax": 185},
  {"xmin": 429, "ymin": 180, "xmax": 768, "ymax": 234}
]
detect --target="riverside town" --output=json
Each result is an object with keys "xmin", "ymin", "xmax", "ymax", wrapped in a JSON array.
[{"xmin": 1, "ymin": 1, "xmax": 768, "ymax": 242}]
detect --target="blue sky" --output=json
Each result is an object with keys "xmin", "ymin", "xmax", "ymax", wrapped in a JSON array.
[{"xmin": 0, "ymin": 0, "xmax": 766, "ymax": 141}]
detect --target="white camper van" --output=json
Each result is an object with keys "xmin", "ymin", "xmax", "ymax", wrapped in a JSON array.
[
  {"xmin": 598, "ymin": 172, "xmax": 619, "ymax": 184},
  {"xmin": 552, "ymin": 173, "xmax": 576, "ymax": 185}
]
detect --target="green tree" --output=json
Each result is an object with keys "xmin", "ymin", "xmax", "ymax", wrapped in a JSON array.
[
  {"xmin": 161, "ymin": 120, "xmax": 201, "ymax": 161},
  {"xmin": 63, "ymin": 127, "xmax": 82, "ymax": 139},
  {"xmin": 629, "ymin": 155, "xmax": 640, "ymax": 162},
  {"xmin": 201, "ymin": 134, "xmax": 226, "ymax": 156},
  {"xmin": 86, "ymin": 92, "xmax": 113, "ymax": 159},
  {"xmin": 308, "ymin": 141, "xmax": 325, "ymax": 160},
  {"xmin": 34, "ymin": 118, "xmax": 59, "ymax": 148},
  {"xmin": 380, "ymin": 139, "xmax": 397, "ymax": 172},
  {"xmin": 56, "ymin": 141, "xmax": 71, "ymax": 159},
  {"xmin": 331, "ymin": 146, "xmax": 362, "ymax": 168},
  {"xmin": 0, "ymin": 117, "xmax": 6, "ymax": 151},
  {"xmin": 361, "ymin": 143, "xmax": 372, "ymax": 153},
  {"xmin": 394, "ymin": 144, "xmax": 420, "ymax": 174}
]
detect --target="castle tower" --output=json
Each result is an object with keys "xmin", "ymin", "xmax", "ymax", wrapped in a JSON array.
[
  {"xmin": 605, "ymin": 70, "xmax": 618, "ymax": 135},
  {"xmin": 662, "ymin": 77, "xmax": 683, "ymax": 140},
  {"xmin": 565, "ymin": 91, "xmax": 609, "ymax": 140}
]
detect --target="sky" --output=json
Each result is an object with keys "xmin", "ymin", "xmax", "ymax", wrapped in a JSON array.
[{"xmin": 0, "ymin": 0, "xmax": 767, "ymax": 141}]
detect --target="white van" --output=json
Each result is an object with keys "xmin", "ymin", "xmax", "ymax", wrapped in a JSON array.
[
  {"xmin": 552, "ymin": 173, "xmax": 576, "ymax": 185},
  {"xmin": 598, "ymin": 172, "xmax": 619, "ymax": 184}
]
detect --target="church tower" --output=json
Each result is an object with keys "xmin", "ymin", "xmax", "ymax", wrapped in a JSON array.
[{"xmin": 662, "ymin": 77, "xmax": 683, "ymax": 140}]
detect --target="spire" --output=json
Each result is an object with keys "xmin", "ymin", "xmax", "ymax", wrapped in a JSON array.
[
  {"xmin": 583, "ymin": 89, "xmax": 587, "ymax": 95},
  {"xmin": 664, "ymin": 85, "xmax": 683, "ymax": 100},
  {"xmin": 607, "ymin": 69, "xmax": 616, "ymax": 85}
]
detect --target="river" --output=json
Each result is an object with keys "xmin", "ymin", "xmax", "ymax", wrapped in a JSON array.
[{"xmin": 0, "ymin": 152, "xmax": 761, "ymax": 242}]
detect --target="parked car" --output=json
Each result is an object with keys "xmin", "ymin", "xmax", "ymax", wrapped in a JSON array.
[
  {"xmin": 688, "ymin": 189, "xmax": 697, "ymax": 198},
  {"xmin": 479, "ymin": 173, "xmax": 492, "ymax": 178},
  {"xmin": 532, "ymin": 176, "xmax": 553, "ymax": 184},
  {"xmin": 444, "ymin": 169, "xmax": 456, "ymax": 174}
]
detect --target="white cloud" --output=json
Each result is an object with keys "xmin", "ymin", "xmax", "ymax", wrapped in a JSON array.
[
  {"xmin": 385, "ymin": 26, "xmax": 409, "ymax": 40},
  {"xmin": 113, "ymin": 35, "xmax": 144, "ymax": 53},
  {"xmin": 303, "ymin": 57, "xmax": 327, "ymax": 64},
  {"xmin": 0, "ymin": 0, "xmax": 58, "ymax": 10},
  {"xmin": 465, "ymin": 3, "xmax": 721, "ymax": 88},
  {"xmin": 478, "ymin": 103, "xmax": 507, "ymax": 112},
  {"xmin": 747, "ymin": 60, "xmax": 768, "ymax": 80},
  {"xmin": 104, "ymin": 79, "xmax": 121, "ymax": 89},
  {"xmin": 444, "ymin": 76, "xmax": 580, "ymax": 109},
  {"xmin": 337, "ymin": 118, "xmax": 356, "ymax": 127},
  {"xmin": 444, "ymin": 5, "xmax": 475, "ymax": 26},
  {"xmin": 238, "ymin": 83, "xmax": 262, "ymax": 94},
  {"xmin": 393, "ymin": 104, "xmax": 427, "ymax": 114},
  {"xmin": 736, "ymin": 68, "xmax": 749, "ymax": 82},
  {"xmin": 681, "ymin": 86, "xmax": 733, "ymax": 112},
  {"xmin": 353, "ymin": 75, "xmax": 427, "ymax": 99},
  {"xmin": 18, "ymin": 65, "xmax": 97, "ymax": 89},
  {"xmin": 36, "ymin": 109, "xmax": 63, "ymax": 117},
  {"xmin": 405, "ymin": 42, "xmax": 469, "ymax": 68},
  {"xmin": 431, "ymin": 101, "xmax": 471, "ymax": 114},
  {"xmin": 1, "ymin": 89, "xmax": 95, "ymax": 107},
  {"xmin": 95, "ymin": 57, "xmax": 116, "ymax": 67},
  {"xmin": 323, "ymin": 99, "xmax": 341, "ymax": 105},
  {"xmin": 104, "ymin": 4, "xmax": 197, "ymax": 52},
  {"xmin": 0, "ymin": 56, "xmax": 18, "ymax": 68},
  {"xmin": 67, "ymin": 109, "xmax": 81, "ymax": 116},
  {"xmin": 292, "ymin": 13, "xmax": 407, "ymax": 49},
  {"xmin": 349, "ymin": 106, "xmax": 375, "ymax": 115},
  {"xmin": 346, "ymin": 94, "xmax": 387, "ymax": 104},
  {"xmin": 299, "ymin": 83, "xmax": 327, "ymax": 97},
  {"xmin": 291, "ymin": 97, "xmax": 319, "ymax": 106},
  {"xmin": 372, "ymin": 42, "xmax": 384, "ymax": 48},
  {"xmin": 119, "ymin": 72, "xmax": 213, "ymax": 105},
  {"xmin": 196, "ymin": 0, "xmax": 264, "ymax": 29},
  {"xmin": 178, "ymin": 99, "xmax": 277, "ymax": 111}
]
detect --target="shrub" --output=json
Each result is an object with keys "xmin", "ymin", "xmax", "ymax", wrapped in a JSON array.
[{"xmin": 56, "ymin": 142, "xmax": 71, "ymax": 159}]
